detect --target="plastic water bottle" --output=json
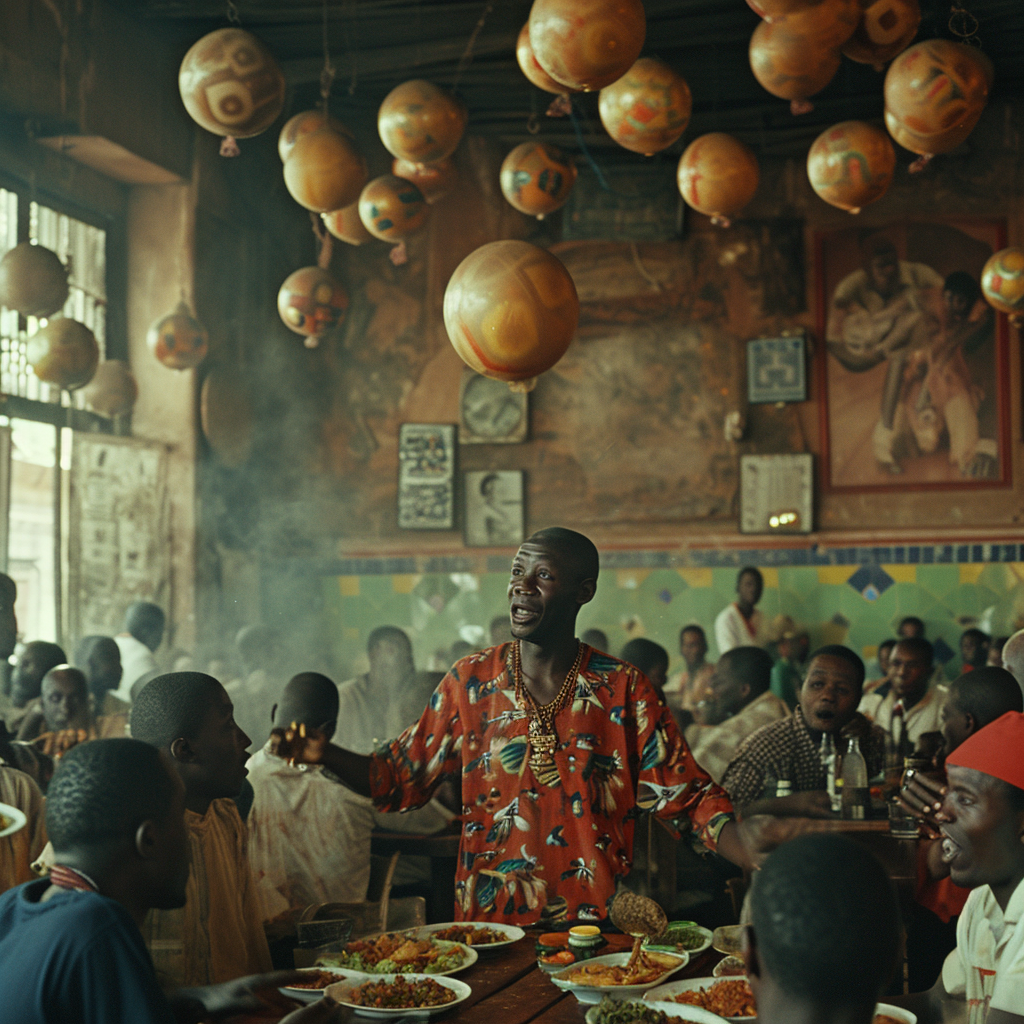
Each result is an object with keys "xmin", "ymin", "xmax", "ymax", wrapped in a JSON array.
[
  {"xmin": 820, "ymin": 733, "xmax": 839, "ymax": 812},
  {"xmin": 841, "ymin": 736, "xmax": 869, "ymax": 820}
]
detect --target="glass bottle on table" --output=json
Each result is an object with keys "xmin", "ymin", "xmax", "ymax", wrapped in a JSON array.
[
  {"xmin": 820, "ymin": 733, "xmax": 839, "ymax": 812},
  {"xmin": 841, "ymin": 736, "xmax": 869, "ymax": 820}
]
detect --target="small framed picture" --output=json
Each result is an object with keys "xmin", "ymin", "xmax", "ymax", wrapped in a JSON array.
[
  {"xmin": 398, "ymin": 424, "xmax": 455, "ymax": 530},
  {"xmin": 459, "ymin": 369, "xmax": 529, "ymax": 444},
  {"xmin": 747, "ymin": 333, "xmax": 807, "ymax": 404},
  {"xmin": 739, "ymin": 453, "xmax": 813, "ymax": 534},
  {"xmin": 464, "ymin": 470, "xmax": 524, "ymax": 547}
]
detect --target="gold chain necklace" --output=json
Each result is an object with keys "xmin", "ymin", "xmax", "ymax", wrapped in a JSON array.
[{"xmin": 512, "ymin": 639, "xmax": 585, "ymax": 781}]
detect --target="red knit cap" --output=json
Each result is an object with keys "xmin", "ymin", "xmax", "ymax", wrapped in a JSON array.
[{"xmin": 945, "ymin": 711, "xmax": 1024, "ymax": 791}]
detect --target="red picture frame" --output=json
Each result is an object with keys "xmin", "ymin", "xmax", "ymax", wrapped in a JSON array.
[{"xmin": 816, "ymin": 218, "xmax": 1010, "ymax": 493}]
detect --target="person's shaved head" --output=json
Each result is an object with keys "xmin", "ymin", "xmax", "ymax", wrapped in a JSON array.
[
  {"xmin": 75, "ymin": 635, "xmax": 122, "ymax": 698},
  {"xmin": 11, "ymin": 641, "xmax": 68, "ymax": 707},
  {"xmin": 943, "ymin": 667, "xmax": 1024, "ymax": 753},
  {"xmin": 274, "ymin": 672, "xmax": 340, "ymax": 741},
  {"xmin": 41, "ymin": 666, "xmax": 90, "ymax": 732},
  {"xmin": 1000, "ymin": 629, "xmax": 1024, "ymax": 695},
  {"xmin": 130, "ymin": 672, "xmax": 225, "ymax": 749},
  {"xmin": 124, "ymin": 601, "xmax": 165, "ymax": 652},
  {"xmin": 524, "ymin": 528, "xmax": 599, "ymax": 585}
]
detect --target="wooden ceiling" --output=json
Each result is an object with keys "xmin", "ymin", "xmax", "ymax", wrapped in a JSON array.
[{"xmin": 128, "ymin": 0, "xmax": 1024, "ymax": 160}]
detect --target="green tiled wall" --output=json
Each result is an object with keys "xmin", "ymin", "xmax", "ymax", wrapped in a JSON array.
[{"xmin": 323, "ymin": 560, "xmax": 1024, "ymax": 681}]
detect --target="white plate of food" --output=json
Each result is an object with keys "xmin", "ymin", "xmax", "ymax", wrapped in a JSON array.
[
  {"xmin": 586, "ymin": 996, "xmax": 728, "ymax": 1024},
  {"xmin": 645, "ymin": 977, "xmax": 756, "ymax": 1023},
  {"xmin": 0, "ymin": 802, "xmax": 26, "ymax": 839},
  {"xmin": 550, "ymin": 951, "xmax": 689, "ymax": 1005},
  {"xmin": 316, "ymin": 931, "xmax": 478, "ymax": 976},
  {"xmin": 873, "ymin": 1004, "xmax": 916, "ymax": 1024},
  {"xmin": 279, "ymin": 967, "xmax": 361, "ymax": 1004},
  {"xmin": 325, "ymin": 972, "xmax": 472, "ymax": 1018},
  {"xmin": 405, "ymin": 921, "xmax": 526, "ymax": 951},
  {"xmin": 644, "ymin": 923, "xmax": 714, "ymax": 958},
  {"xmin": 712, "ymin": 957, "xmax": 746, "ymax": 978}
]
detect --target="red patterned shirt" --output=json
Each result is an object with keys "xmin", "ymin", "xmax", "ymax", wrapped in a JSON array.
[{"xmin": 370, "ymin": 643, "xmax": 735, "ymax": 925}]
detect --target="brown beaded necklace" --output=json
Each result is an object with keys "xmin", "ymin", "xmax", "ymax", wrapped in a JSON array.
[{"xmin": 512, "ymin": 638, "xmax": 585, "ymax": 779}]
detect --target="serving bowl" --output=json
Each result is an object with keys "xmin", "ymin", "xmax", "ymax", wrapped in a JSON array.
[{"xmin": 550, "ymin": 950, "xmax": 689, "ymax": 1004}]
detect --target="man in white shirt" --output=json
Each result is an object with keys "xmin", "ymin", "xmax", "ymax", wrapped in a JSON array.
[
  {"xmin": 714, "ymin": 567, "xmax": 765, "ymax": 656},
  {"xmin": 897, "ymin": 711, "xmax": 1024, "ymax": 1024},
  {"xmin": 113, "ymin": 601, "xmax": 165, "ymax": 702},
  {"xmin": 859, "ymin": 637, "xmax": 945, "ymax": 744}
]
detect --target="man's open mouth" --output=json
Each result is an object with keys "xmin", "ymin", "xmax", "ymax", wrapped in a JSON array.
[
  {"xmin": 511, "ymin": 603, "xmax": 539, "ymax": 625},
  {"xmin": 813, "ymin": 708, "xmax": 836, "ymax": 722},
  {"xmin": 940, "ymin": 830, "xmax": 963, "ymax": 864}
]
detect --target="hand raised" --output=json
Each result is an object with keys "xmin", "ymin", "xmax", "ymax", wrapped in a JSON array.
[
  {"xmin": 269, "ymin": 722, "xmax": 329, "ymax": 766},
  {"xmin": 896, "ymin": 768, "xmax": 948, "ymax": 838}
]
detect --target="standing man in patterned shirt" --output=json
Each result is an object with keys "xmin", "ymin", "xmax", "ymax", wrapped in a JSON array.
[{"xmin": 272, "ymin": 527, "xmax": 760, "ymax": 925}]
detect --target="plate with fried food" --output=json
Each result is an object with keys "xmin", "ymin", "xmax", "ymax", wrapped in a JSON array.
[
  {"xmin": 278, "ymin": 967, "xmax": 359, "ymax": 1004},
  {"xmin": 644, "ymin": 977, "xmax": 757, "ymax": 1023},
  {"xmin": 317, "ymin": 931, "xmax": 478, "ymax": 976},
  {"xmin": 0, "ymin": 802, "xmax": 26, "ymax": 839},
  {"xmin": 325, "ymin": 972, "xmax": 472, "ymax": 1018},
  {"xmin": 550, "ymin": 950, "xmax": 689, "ymax": 1004},
  {"xmin": 405, "ymin": 921, "xmax": 526, "ymax": 951}
]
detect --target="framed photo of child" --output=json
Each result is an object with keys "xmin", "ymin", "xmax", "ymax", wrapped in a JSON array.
[
  {"xmin": 816, "ymin": 219, "xmax": 1010, "ymax": 492},
  {"xmin": 464, "ymin": 470, "xmax": 524, "ymax": 547}
]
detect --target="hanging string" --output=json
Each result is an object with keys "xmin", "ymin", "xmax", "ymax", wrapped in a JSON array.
[
  {"xmin": 452, "ymin": 2, "xmax": 493, "ymax": 94},
  {"xmin": 948, "ymin": 2, "xmax": 980, "ymax": 45},
  {"xmin": 226, "ymin": 0, "xmax": 241, "ymax": 24},
  {"xmin": 320, "ymin": 0, "xmax": 336, "ymax": 115},
  {"xmin": 568, "ymin": 103, "xmax": 633, "ymax": 198}
]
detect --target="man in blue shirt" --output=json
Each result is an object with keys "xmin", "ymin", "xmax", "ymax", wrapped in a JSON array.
[{"xmin": 0, "ymin": 738, "xmax": 340, "ymax": 1024}]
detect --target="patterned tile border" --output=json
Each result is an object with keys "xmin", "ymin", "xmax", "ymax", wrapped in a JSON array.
[{"xmin": 283, "ymin": 540, "xmax": 1024, "ymax": 577}]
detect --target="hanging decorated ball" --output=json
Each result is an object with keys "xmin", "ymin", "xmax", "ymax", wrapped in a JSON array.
[
  {"xmin": 516, "ymin": 22, "xmax": 578, "ymax": 94},
  {"xmin": 746, "ymin": 0, "xmax": 817, "ymax": 22},
  {"xmin": 749, "ymin": 17, "xmax": 842, "ymax": 108},
  {"xmin": 147, "ymin": 301, "xmax": 208, "ymax": 370},
  {"xmin": 392, "ymin": 157, "xmax": 458, "ymax": 204},
  {"xmin": 882, "ymin": 111, "xmax": 976, "ymax": 159},
  {"xmin": 283, "ymin": 125, "xmax": 368, "ymax": 213},
  {"xmin": 358, "ymin": 176, "xmax": 429, "ymax": 242},
  {"xmin": 499, "ymin": 142, "xmax": 577, "ymax": 219},
  {"xmin": 980, "ymin": 247, "xmax": 1024, "ymax": 323},
  {"xmin": 377, "ymin": 80, "xmax": 467, "ymax": 165},
  {"xmin": 278, "ymin": 109, "xmax": 350, "ymax": 163},
  {"xmin": 26, "ymin": 316, "xmax": 99, "ymax": 390},
  {"xmin": 677, "ymin": 133, "xmax": 760, "ymax": 225},
  {"xmin": 597, "ymin": 58, "xmax": 692, "ymax": 156},
  {"xmin": 443, "ymin": 240, "xmax": 579, "ymax": 388},
  {"xmin": 201, "ymin": 365, "xmax": 254, "ymax": 469},
  {"xmin": 0, "ymin": 242, "xmax": 68, "ymax": 318},
  {"xmin": 777, "ymin": 0, "xmax": 861, "ymax": 51},
  {"xmin": 528, "ymin": 0, "xmax": 647, "ymax": 92},
  {"xmin": 322, "ymin": 204, "xmax": 375, "ymax": 246},
  {"xmin": 842, "ymin": 0, "xmax": 920, "ymax": 68},
  {"xmin": 807, "ymin": 121, "xmax": 896, "ymax": 213},
  {"xmin": 277, "ymin": 267, "xmax": 348, "ymax": 346},
  {"xmin": 884, "ymin": 39, "xmax": 989, "ymax": 140},
  {"xmin": 178, "ymin": 28, "xmax": 285, "ymax": 141},
  {"xmin": 80, "ymin": 360, "xmax": 137, "ymax": 419}
]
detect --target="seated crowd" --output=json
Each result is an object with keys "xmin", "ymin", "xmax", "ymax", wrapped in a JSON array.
[{"xmin": 0, "ymin": 547, "xmax": 1022, "ymax": 1024}]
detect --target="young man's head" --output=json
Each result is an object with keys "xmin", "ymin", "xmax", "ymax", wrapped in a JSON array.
[
  {"xmin": 46, "ymin": 738, "xmax": 189, "ymax": 915},
  {"xmin": 124, "ymin": 601, "xmax": 165, "ymax": 653},
  {"xmin": 130, "ymin": 672, "xmax": 251, "ymax": 810},
  {"xmin": 897, "ymin": 616, "xmax": 925, "ymax": 640},
  {"xmin": 10, "ymin": 641, "xmax": 67, "ymax": 708},
  {"xmin": 620, "ymin": 638, "xmax": 669, "ymax": 694},
  {"xmin": 272, "ymin": 672, "xmax": 340, "ymax": 743},
  {"xmin": 735, "ymin": 567, "xmax": 763, "ymax": 610},
  {"xmin": 679, "ymin": 625, "xmax": 708, "ymax": 671},
  {"xmin": 941, "ymin": 712, "xmax": 1024, "ymax": 898},
  {"xmin": 75, "ymin": 636, "xmax": 123, "ymax": 700},
  {"xmin": 508, "ymin": 528, "xmax": 598, "ymax": 646},
  {"xmin": 799, "ymin": 646, "xmax": 865, "ymax": 734},
  {"xmin": 40, "ymin": 666, "xmax": 91, "ymax": 733},
  {"xmin": 960, "ymin": 627, "xmax": 990, "ymax": 670},
  {"xmin": 876, "ymin": 638, "xmax": 897, "ymax": 678},
  {"xmin": 706, "ymin": 646, "xmax": 774, "ymax": 725},
  {"xmin": 746, "ymin": 834, "xmax": 900, "ymax": 1024},
  {"xmin": 367, "ymin": 626, "xmax": 415, "ymax": 686},
  {"xmin": 941, "ymin": 668, "xmax": 1023, "ymax": 756},
  {"xmin": 889, "ymin": 637, "xmax": 933, "ymax": 707}
]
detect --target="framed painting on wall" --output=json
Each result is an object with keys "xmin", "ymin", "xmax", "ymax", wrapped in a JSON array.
[
  {"xmin": 464, "ymin": 470, "xmax": 524, "ymax": 547},
  {"xmin": 397, "ymin": 423, "xmax": 455, "ymax": 530},
  {"xmin": 816, "ymin": 219, "xmax": 1010, "ymax": 492}
]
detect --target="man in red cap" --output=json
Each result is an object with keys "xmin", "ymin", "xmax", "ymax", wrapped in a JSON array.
[{"xmin": 898, "ymin": 710, "xmax": 1024, "ymax": 1024}]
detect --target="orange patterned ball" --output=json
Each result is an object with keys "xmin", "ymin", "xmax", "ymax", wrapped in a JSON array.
[
  {"xmin": 378, "ymin": 80, "xmax": 467, "ymax": 165},
  {"xmin": 443, "ymin": 240, "xmax": 579, "ymax": 385},
  {"xmin": 358, "ymin": 176, "xmax": 429, "ymax": 241},
  {"xmin": 528, "ymin": 0, "xmax": 646, "ymax": 92},
  {"xmin": 147, "ymin": 302, "xmax": 208, "ymax": 370},
  {"xmin": 807, "ymin": 121, "xmax": 896, "ymax": 212},
  {"xmin": 277, "ymin": 267, "xmax": 348, "ymax": 345},
  {"xmin": 677, "ymin": 133, "xmax": 760, "ymax": 222},
  {"xmin": 283, "ymin": 125, "xmax": 367, "ymax": 213},
  {"xmin": 499, "ymin": 142, "xmax": 578, "ymax": 219},
  {"xmin": 322, "ymin": 204, "xmax": 375, "ymax": 246},
  {"xmin": 598, "ymin": 58, "xmax": 692, "ymax": 156},
  {"xmin": 392, "ymin": 157, "xmax": 458, "ymax": 204},
  {"xmin": 516, "ymin": 22, "xmax": 576, "ymax": 94},
  {"xmin": 981, "ymin": 247, "xmax": 1024, "ymax": 318},
  {"xmin": 749, "ymin": 17, "xmax": 842, "ymax": 103},
  {"xmin": 179, "ymin": 28, "xmax": 285, "ymax": 139},
  {"xmin": 278, "ymin": 109, "xmax": 350, "ymax": 163},
  {"xmin": 27, "ymin": 317, "xmax": 99, "ymax": 390},
  {"xmin": 842, "ymin": 0, "xmax": 920, "ymax": 68},
  {"xmin": 746, "ymin": 0, "xmax": 817, "ymax": 21}
]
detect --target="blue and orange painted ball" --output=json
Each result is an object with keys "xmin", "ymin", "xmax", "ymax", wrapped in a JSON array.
[
  {"xmin": 807, "ymin": 120, "xmax": 896, "ymax": 213},
  {"xmin": 443, "ymin": 240, "xmax": 579, "ymax": 388},
  {"xmin": 147, "ymin": 302, "xmax": 208, "ymax": 370},
  {"xmin": 358, "ymin": 175, "xmax": 429, "ymax": 242},
  {"xmin": 377, "ymin": 80, "xmax": 466, "ymax": 165},
  {"xmin": 598, "ymin": 57, "xmax": 691, "ymax": 156},
  {"xmin": 499, "ymin": 142, "xmax": 577, "ymax": 219},
  {"xmin": 277, "ymin": 267, "xmax": 348, "ymax": 347},
  {"xmin": 981, "ymin": 247, "xmax": 1024, "ymax": 321}
]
